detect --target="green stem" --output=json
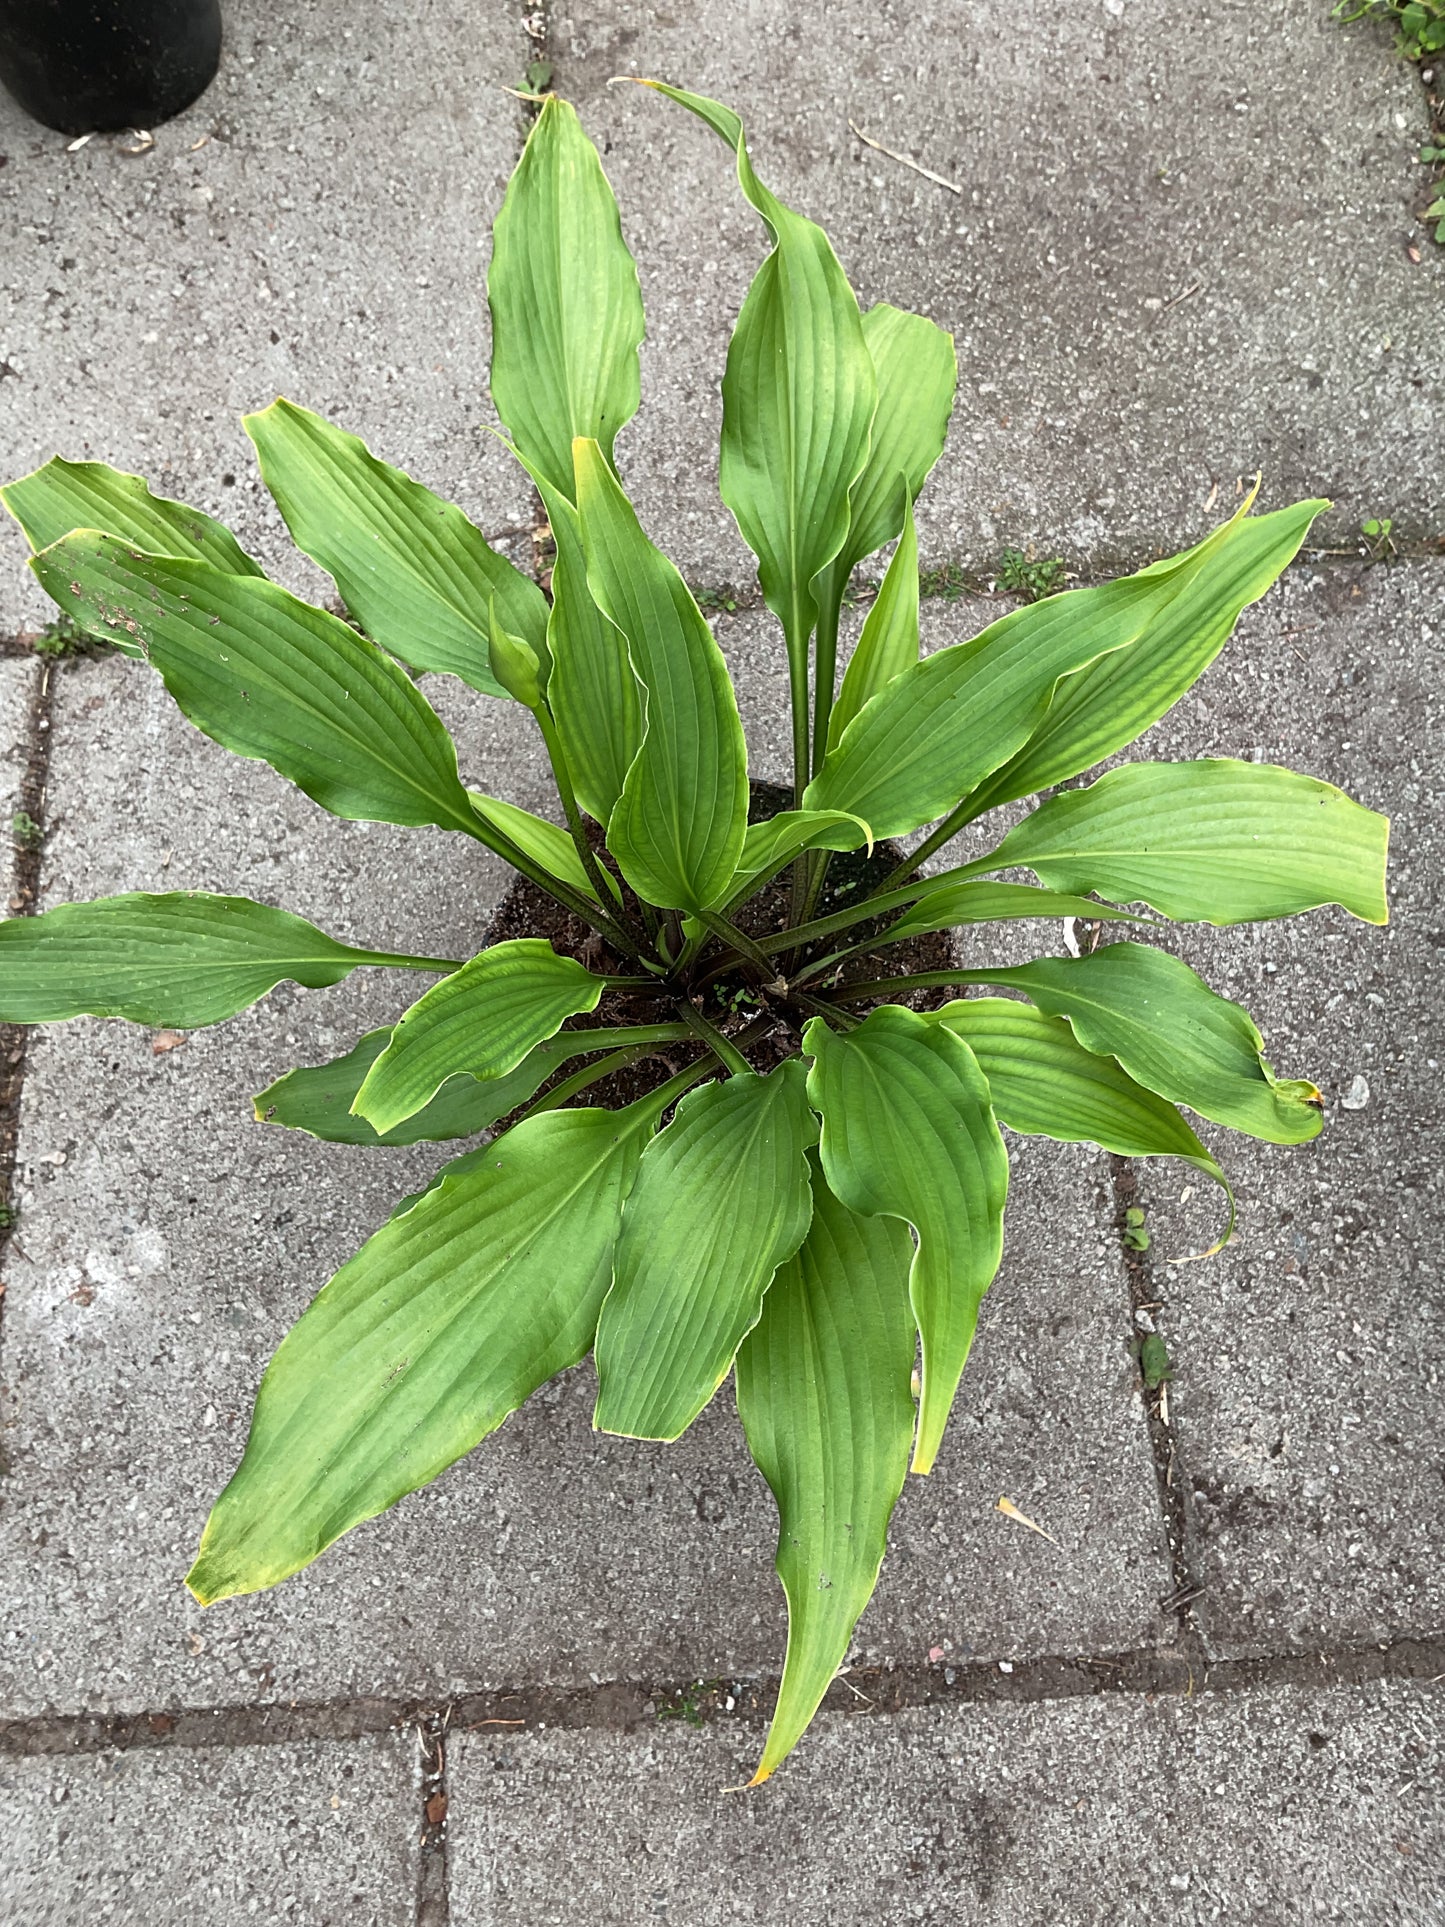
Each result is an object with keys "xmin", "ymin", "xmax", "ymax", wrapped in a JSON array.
[
  {"xmin": 535, "ymin": 703, "xmax": 627, "ymax": 919},
  {"xmin": 674, "ymin": 997, "xmax": 755, "ymax": 1076},
  {"xmin": 697, "ymin": 910, "xmax": 784, "ymax": 985},
  {"xmin": 752, "ymin": 855, "xmax": 999, "ymax": 958},
  {"xmin": 519, "ymin": 1044, "xmax": 671, "ymax": 1121},
  {"xmin": 786, "ymin": 606, "xmax": 812, "ymax": 805},
  {"xmin": 458, "ymin": 808, "xmax": 641, "ymax": 960},
  {"xmin": 829, "ymin": 968, "xmax": 994, "ymax": 1004},
  {"xmin": 810, "ymin": 587, "xmax": 842, "ymax": 773},
  {"xmin": 870, "ymin": 794, "xmax": 992, "ymax": 898},
  {"xmin": 355, "ymin": 949, "xmax": 466, "ymax": 974}
]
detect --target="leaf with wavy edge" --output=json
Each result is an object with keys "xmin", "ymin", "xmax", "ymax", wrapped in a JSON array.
[
  {"xmin": 804, "ymin": 1004, "xmax": 1008, "ymax": 1473},
  {"xmin": 32, "ymin": 534, "xmax": 479, "ymax": 835},
  {"xmin": 736, "ymin": 1152, "xmax": 915, "ymax": 1782},
  {"xmin": 594, "ymin": 1060, "xmax": 816, "ymax": 1441},
  {"xmin": 353, "ymin": 939, "xmax": 608, "ymax": 1135},
  {"xmin": 187, "ymin": 1093, "xmax": 668, "ymax": 1603},
  {"xmin": 0, "ymin": 892, "xmax": 449, "ymax": 1028},
  {"xmin": 987, "ymin": 758, "xmax": 1389, "ymax": 926},
  {"xmin": 245, "ymin": 399, "xmax": 548, "ymax": 699}
]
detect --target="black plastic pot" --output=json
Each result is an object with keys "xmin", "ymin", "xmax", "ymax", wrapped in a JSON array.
[{"xmin": 0, "ymin": 0, "xmax": 221, "ymax": 136}]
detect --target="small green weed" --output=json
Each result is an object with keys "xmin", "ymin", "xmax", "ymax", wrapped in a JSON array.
[
  {"xmin": 1333, "ymin": 0, "xmax": 1445, "ymax": 58},
  {"xmin": 32, "ymin": 612, "xmax": 109, "ymax": 656},
  {"xmin": 1361, "ymin": 515, "xmax": 1399, "ymax": 561},
  {"xmin": 692, "ymin": 585, "xmax": 740, "ymax": 615},
  {"xmin": 995, "ymin": 548, "xmax": 1066, "ymax": 602},
  {"xmin": 11, "ymin": 810, "xmax": 43, "ymax": 852},
  {"xmin": 656, "ymin": 1678, "xmax": 720, "ymax": 1726},
  {"xmin": 1136, "ymin": 1331, "xmax": 1173, "ymax": 1390},
  {"xmin": 1121, "ymin": 1204, "xmax": 1151, "ymax": 1253}
]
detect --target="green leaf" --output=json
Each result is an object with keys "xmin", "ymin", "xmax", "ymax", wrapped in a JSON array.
[
  {"xmin": 353, "ymin": 939, "xmax": 608, "ymax": 1135},
  {"xmin": 986, "ymin": 759, "xmax": 1390, "ymax": 926},
  {"xmin": 803, "ymin": 1004, "xmax": 1008, "ymax": 1473},
  {"xmin": 962, "ymin": 943, "xmax": 1322, "ymax": 1145},
  {"xmin": 645, "ymin": 83, "xmax": 877, "ymax": 669},
  {"xmin": 258, "ymin": 1019, "xmax": 691, "ymax": 1146},
  {"xmin": 827, "ymin": 494, "xmax": 921, "ymax": 750},
  {"xmin": 0, "ymin": 892, "xmax": 449, "ymax": 1028},
  {"xmin": 573, "ymin": 438, "xmax": 748, "ymax": 912},
  {"xmin": 244, "ymin": 399, "xmax": 547, "ymax": 699},
  {"xmin": 834, "ymin": 303, "xmax": 957, "ymax": 578},
  {"xmin": 884, "ymin": 880, "xmax": 1139, "ymax": 944},
  {"xmin": 468, "ymin": 791, "xmax": 619, "ymax": 905},
  {"xmin": 735, "ymin": 1152, "xmax": 915, "ymax": 1784},
  {"xmin": 1, "ymin": 455, "xmax": 262, "ymax": 619},
  {"xmin": 962, "ymin": 498, "xmax": 1325, "ymax": 817},
  {"xmin": 186, "ymin": 1098, "xmax": 659, "ymax": 1603},
  {"xmin": 32, "ymin": 534, "xmax": 479, "ymax": 836},
  {"xmin": 934, "ymin": 996, "xmax": 1234, "ymax": 1247},
  {"xmin": 487, "ymin": 96, "xmax": 644, "ymax": 501},
  {"xmin": 594, "ymin": 1061, "xmax": 817, "ymax": 1441},
  {"xmin": 256, "ymin": 1029, "xmax": 548, "ymax": 1147},
  {"xmin": 806, "ymin": 513, "xmax": 1262, "ymax": 840},
  {"xmin": 533, "ymin": 474, "xmax": 641, "ymax": 825},
  {"xmin": 725, "ymin": 808, "xmax": 873, "ymax": 906}
]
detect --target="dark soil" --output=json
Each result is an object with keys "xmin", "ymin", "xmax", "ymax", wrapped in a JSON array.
[{"xmin": 484, "ymin": 780, "xmax": 954, "ymax": 1116}]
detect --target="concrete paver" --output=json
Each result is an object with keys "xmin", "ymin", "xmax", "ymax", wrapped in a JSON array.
[
  {"xmin": 1096, "ymin": 560, "xmax": 1445, "ymax": 1655},
  {"xmin": 447, "ymin": 1678, "xmax": 1445, "ymax": 1925},
  {"xmin": 0, "ymin": 645, "xmax": 1169, "ymax": 1719},
  {"xmin": 0, "ymin": 1732, "xmax": 417, "ymax": 1926},
  {"xmin": 0, "ymin": 656, "xmax": 36, "ymax": 839},
  {"xmin": 0, "ymin": 0, "xmax": 536, "ymax": 633},
  {"xmin": 554, "ymin": 0, "xmax": 1444, "ymax": 586}
]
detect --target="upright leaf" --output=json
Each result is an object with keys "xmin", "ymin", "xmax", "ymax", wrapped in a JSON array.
[
  {"xmin": 594, "ymin": 1061, "xmax": 816, "ymax": 1441},
  {"xmin": 245, "ymin": 399, "xmax": 549, "ymax": 698},
  {"xmin": 487, "ymin": 96, "xmax": 644, "ymax": 500},
  {"xmin": 574, "ymin": 439, "xmax": 748, "ymax": 911},
  {"xmin": 736, "ymin": 1153, "xmax": 916, "ymax": 1783},
  {"xmin": 533, "ymin": 475, "xmax": 642, "ymax": 825},
  {"xmin": 963, "ymin": 944, "xmax": 1322, "ymax": 1145},
  {"xmin": 468, "ymin": 792, "xmax": 618, "ymax": 905},
  {"xmin": 934, "ymin": 997, "xmax": 1233, "ymax": 1244},
  {"xmin": 353, "ymin": 939, "xmax": 607, "ymax": 1135},
  {"xmin": 986, "ymin": 759, "xmax": 1390, "ymax": 926},
  {"xmin": 805, "ymin": 519, "xmax": 1246, "ymax": 840},
  {"xmin": 33, "ymin": 535, "xmax": 479, "ymax": 835},
  {"xmin": 804, "ymin": 1005, "xmax": 1008, "ymax": 1473},
  {"xmin": 186, "ymin": 1100, "xmax": 658, "ymax": 1603},
  {"xmin": 827, "ymin": 494, "xmax": 921, "ymax": 749},
  {"xmin": 962, "ymin": 498, "xmax": 1325, "ymax": 815},
  {"xmin": 725, "ymin": 808, "xmax": 873, "ymax": 906},
  {"xmin": 645, "ymin": 83, "xmax": 877, "ymax": 672},
  {"xmin": 0, "ymin": 893, "xmax": 449, "ymax": 1027}
]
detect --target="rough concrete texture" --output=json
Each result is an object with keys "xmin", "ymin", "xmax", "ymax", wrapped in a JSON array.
[
  {"xmin": 554, "ymin": 1, "xmax": 1444, "ymax": 587},
  {"xmin": 0, "ymin": 651, "xmax": 1170, "ymax": 1718},
  {"xmin": 1090, "ymin": 561, "xmax": 1445, "ymax": 1656},
  {"xmin": 448, "ymin": 1679, "xmax": 1445, "ymax": 1925},
  {"xmin": 0, "ymin": 0, "xmax": 536, "ymax": 634},
  {"xmin": 0, "ymin": 656, "xmax": 37, "ymax": 836},
  {"xmin": 0, "ymin": 1732, "xmax": 417, "ymax": 1925}
]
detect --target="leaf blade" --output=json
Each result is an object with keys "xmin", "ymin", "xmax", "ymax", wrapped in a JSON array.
[
  {"xmin": 487, "ymin": 96, "xmax": 644, "ymax": 500},
  {"xmin": 245, "ymin": 399, "xmax": 548, "ymax": 698},
  {"xmin": 186, "ymin": 1100, "xmax": 657, "ymax": 1603},
  {"xmin": 32, "ymin": 535, "xmax": 479, "ymax": 835},
  {"xmin": 594, "ymin": 1061, "xmax": 817, "ymax": 1441},
  {"xmin": 736, "ymin": 1152, "xmax": 915, "ymax": 1782},
  {"xmin": 353, "ymin": 939, "xmax": 608, "ymax": 1135},
  {"xmin": 0, "ymin": 892, "xmax": 420, "ymax": 1028},
  {"xmin": 884, "ymin": 880, "xmax": 1140, "ymax": 944},
  {"xmin": 828, "ymin": 493, "xmax": 921, "ymax": 749},
  {"xmin": 804, "ymin": 1005, "xmax": 1008, "ymax": 1473},
  {"xmin": 574, "ymin": 438, "xmax": 748, "ymax": 912},
  {"xmin": 989, "ymin": 759, "xmax": 1390, "ymax": 926},
  {"xmin": 963, "ymin": 944, "xmax": 1323, "ymax": 1145}
]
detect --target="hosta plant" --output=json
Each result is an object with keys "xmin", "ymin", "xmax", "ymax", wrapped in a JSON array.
[{"xmin": 0, "ymin": 85, "xmax": 1388, "ymax": 1781}]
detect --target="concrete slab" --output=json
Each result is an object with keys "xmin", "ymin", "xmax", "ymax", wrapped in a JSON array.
[
  {"xmin": 1, "ymin": 656, "xmax": 36, "ymax": 848},
  {"xmin": 447, "ymin": 1678, "xmax": 1445, "ymax": 1926},
  {"xmin": 0, "ymin": 0, "xmax": 537, "ymax": 633},
  {"xmin": 0, "ymin": 648, "xmax": 1169, "ymax": 1717},
  {"xmin": 554, "ymin": 1, "xmax": 1445, "ymax": 587},
  {"xmin": 0, "ymin": 1731, "xmax": 416, "ymax": 1926},
  {"xmin": 1082, "ymin": 560, "xmax": 1444, "ymax": 1653}
]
